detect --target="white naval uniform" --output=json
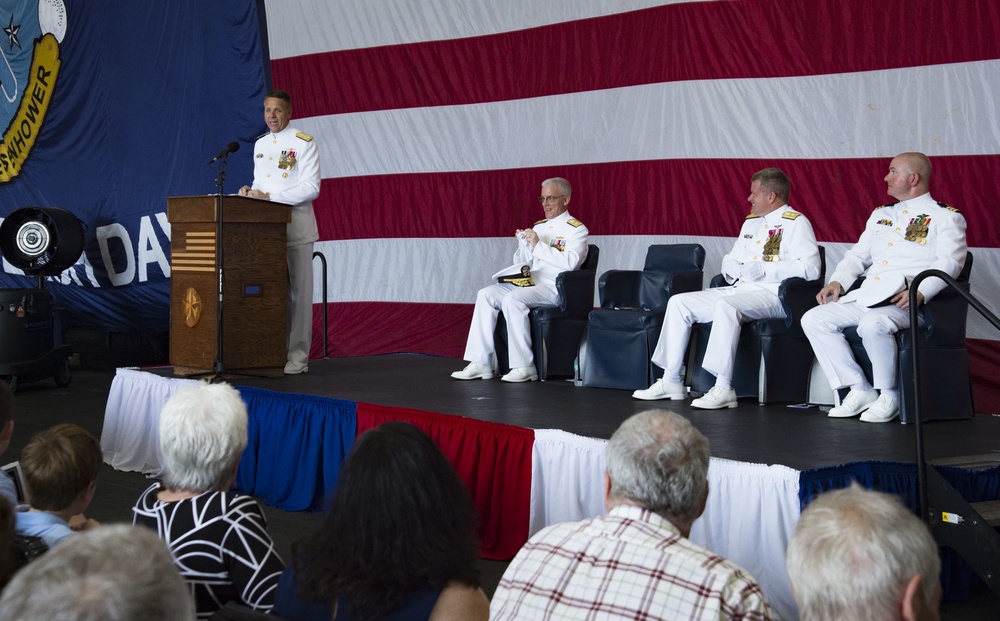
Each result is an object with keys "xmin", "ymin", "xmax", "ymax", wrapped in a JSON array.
[
  {"xmin": 650, "ymin": 205, "xmax": 821, "ymax": 385},
  {"xmin": 802, "ymin": 193, "xmax": 967, "ymax": 391},
  {"xmin": 250, "ymin": 125, "xmax": 321, "ymax": 372},
  {"xmin": 463, "ymin": 211, "xmax": 589, "ymax": 370}
]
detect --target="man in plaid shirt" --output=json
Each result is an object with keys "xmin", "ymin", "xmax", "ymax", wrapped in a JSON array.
[{"xmin": 491, "ymin": 409, "xmax": 773, "ymax": 620}]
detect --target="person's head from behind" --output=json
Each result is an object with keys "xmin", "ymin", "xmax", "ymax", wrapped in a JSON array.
[
  {"xmin": 786, "ymin": 484, "xmax": 941, "ymax": 621},
  {"xmin": 0, "ymin": 524, "xmax": 193, "ymax": 621},
  {"xmin": 0, "ymin": 381, "xmax": 14, "ymax": 456},
  {"xmin": 297, "ymin": 421, "xmax": 481, "ymax": 619},
  {"xmin": 603, "ymin": 409, "xmax": 710, "ymax": 536},
  {"xmin": 159, "ymin": 381, "xmax": 248, "ymax": 493},
  {"xmin": 21, "ymin": 424, "xmax": 101, "ymax": 514}
]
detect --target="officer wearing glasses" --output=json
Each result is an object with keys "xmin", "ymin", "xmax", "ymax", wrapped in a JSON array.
[{"xmin": 451, "ymin": 178, "xmax": 589, "ymax": 383}]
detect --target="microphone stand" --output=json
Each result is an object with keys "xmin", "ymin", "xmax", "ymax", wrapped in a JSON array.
[{"xmin": 211, "ymin": 153, "xmax": 230, "ymax": 379}]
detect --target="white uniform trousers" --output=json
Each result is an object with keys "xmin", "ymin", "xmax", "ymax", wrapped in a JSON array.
[
  {"xmin": 801, "ymin": 301, "xmax": 910, "ymax": 391},
  {"xmin": 463, "ymin": 283, "xmax": 559, "ymax": 369},
  {"xmin": 650, "ymin": 288, "xmax": 785, "ymax": 383},
  {"xmin": 286, "ymin": 242, "xmax": 315, "ymax": 370}
]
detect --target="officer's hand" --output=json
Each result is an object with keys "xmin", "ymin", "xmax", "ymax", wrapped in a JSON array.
[{"xmin": 817, "ymin": 282, "xmax": 843, "ymax": 304}]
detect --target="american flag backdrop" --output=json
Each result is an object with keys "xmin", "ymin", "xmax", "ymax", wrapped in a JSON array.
[{"xmin": 263, "ymin": 0, "xmax": 1000, "ymax": 411}]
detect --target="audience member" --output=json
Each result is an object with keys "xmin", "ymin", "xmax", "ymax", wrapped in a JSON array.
[
  {"xmin": 633, "ymin": 168, "xmax": 821, "ymax": 408},
  {"xmin": 802, "ymin": 152, "xmax": 967, "ymax": 423},
  {"xmin": 0, "ymin": 382, "xmax": 17, "ymax": 505},
  {"xmin": 0, "ymin": 496, "xmax": 27, "ymax": 593},
  {"xmin": 786, "ymin": 484, "xmax": 941, "ymax": 621},
  {"xmin": 451, "ymin": 177, "xmax": 589, "ymax": 383},
  {"xmin": 131, "ymin": 381, "xmax": 284, "ymax": 620},
  {"xmin": 0, "ymin": 523, "xmax": 194, "ymax": 620},
  {"xmin": 491, "ymin": 409, "xmax": 773, "ymax": 620},
  {"xmin": 15, "ymin": 423, "xmax": 100, "ymax": 549},
  {"xmin": 272, "ymin": 421, "xmax": 489, "ymax": 621}
]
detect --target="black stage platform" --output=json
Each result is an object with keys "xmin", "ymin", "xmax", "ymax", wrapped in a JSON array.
[{"xmin": 202, "ymin": 354, "xmax": 1000, "ymax": 472}]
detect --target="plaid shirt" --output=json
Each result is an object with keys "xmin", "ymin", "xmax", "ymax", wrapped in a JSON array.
[{"xmin": 491, "ymin": 505, "xmax": 773, "ymax": 620}]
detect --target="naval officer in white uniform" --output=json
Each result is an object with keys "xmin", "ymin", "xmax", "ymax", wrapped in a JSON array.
[
  {"xmin": 451, "ymin": 177, "xmax": 589, "ymax": 383},
  {"xmin": 633, "ymin": 168, "xmax": 821, "ymax": 409},
  {"xmin": 802, "ymin": 152, "xmax": 967, "ymax": 423},
  {"xmin": 239, "ymin": 89, "xmax": 321, "ymax": 375}
]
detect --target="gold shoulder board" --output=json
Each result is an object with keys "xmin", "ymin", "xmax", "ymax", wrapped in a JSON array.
[
  {"xmin": 295, "ymin": 131, "xmax": 314, "ymax": 142},
  {"xmin": 567, "ymin": 218, "xmax": 583, "ymax": 227},
  {"xmin": 782, "ymin": 211, "xmax": 802, "ymax": 220},
  {"xmin": 745, "ymin": 214, "xmax": 761, "ymax": 220},
  {"xmin": 534, "ymin": 218, "xmax": 548, "ymax": 225},
  {"xmin": 937, "ymin": 202, "xmax": 961, "ymax": 213}
]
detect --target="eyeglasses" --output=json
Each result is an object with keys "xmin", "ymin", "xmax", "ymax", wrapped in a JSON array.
[{"xmin": 538, "ymin": 194, "xmax": 567, "ymax": 204}]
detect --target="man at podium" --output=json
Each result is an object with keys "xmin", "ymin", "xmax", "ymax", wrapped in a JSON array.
[{"xmin": 239, "ymin": 89, "xmax": 321, "ymax": 375}]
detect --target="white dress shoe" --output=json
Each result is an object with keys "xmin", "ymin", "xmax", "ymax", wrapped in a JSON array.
[
  {"xmin": 828, "ymin": 388, "xmax": 879, "ymax": 418},
  {"xmin": 451, "ymin": 362, "xmax": 495, "ymax": 380},
  {"xmin": 501, "ymin": 366, "xmax": 538, "ymax": 383},
  {"xmin": 632, "ymin": 377, "xmax": 686, "ymax": 401},
  {"xmin": 859, "ymin": 394, "xmax": 900, "ymax": 423},
  {"xmin": 284, "ymin": 361, "xmax": 309, "ymax": 375},
  {"xmin": 691, "ymin": 386, "xmax": 738, "ymax": 410}
]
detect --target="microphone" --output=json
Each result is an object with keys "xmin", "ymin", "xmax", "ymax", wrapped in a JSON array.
[{"xmin": 208, "ymin": 141, "xmax": 240, "ymax": 165}]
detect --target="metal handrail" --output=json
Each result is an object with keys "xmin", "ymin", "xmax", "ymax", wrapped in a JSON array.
[
  {"xmin": 909, "ymin": 268, "xmax": 1000, "ymax": 523},
  {"xmin": 312, "ymin": 251, "xmax": 329, "ymax": 358}
]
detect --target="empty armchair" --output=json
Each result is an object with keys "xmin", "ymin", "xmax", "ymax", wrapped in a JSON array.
[
  {"xmin": 840, "ymin": 251, "xmax": 974, "ymax": 423},
  {"xmin": 687, "ymin": 247, "xmax": 826, "ymax": 404},
  {"xmin": 494, "ymin": 245, "xmax": 600, "ymax": 380},
  {"xmin": 581, "ymin": 244, "xmax": 706, "ymax": 390}
]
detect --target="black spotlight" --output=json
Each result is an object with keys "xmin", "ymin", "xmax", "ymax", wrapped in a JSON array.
[
  {"xmin": 0, "ymin": 207, "xmax": 85, "ymax": 392},
  {"xmin": 0, "ymin": 207, "xmax": 85, "ymax": 276}
]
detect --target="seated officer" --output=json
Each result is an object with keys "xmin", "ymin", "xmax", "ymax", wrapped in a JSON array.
[
  {"xmin": 633, "ymin": 168, "xmax": 821, "ymax": 409},
  {"xmin": 451, "ymin": 177, "xmax": 589, "ymax": 383},
  {"xmin": 802, "ymin": 152, "xmax": 966, "ymax": 423}
]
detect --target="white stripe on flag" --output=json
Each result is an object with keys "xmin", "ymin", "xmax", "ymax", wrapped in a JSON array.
[
  {"xmin": 298, "ymin": 61, "xmax": 1000, "ymax": 179},
  {"xmin": 265, "ymin": 0, "xmax": 699, "ymax": 57}
]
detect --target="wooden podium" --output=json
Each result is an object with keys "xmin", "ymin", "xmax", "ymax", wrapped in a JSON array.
[{"xmin": 167, "ymin": 195, "xmax": 291, "ymax": 377}]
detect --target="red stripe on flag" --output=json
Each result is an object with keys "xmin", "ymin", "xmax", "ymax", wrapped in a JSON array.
[
  {"xmin": 274, "ymin": 0, "xmax": 1000, "ymax": 117},
  {"xmin": 315, "ymin": 155, "xmax": 999, "ymax": 248},
  {"xmin": 311, "ymin": 302, "xmax": 471, "ymax": 359},
  {"xmin": 968, "ymin": 339, "xmax": 1000, "ymax": 416}
]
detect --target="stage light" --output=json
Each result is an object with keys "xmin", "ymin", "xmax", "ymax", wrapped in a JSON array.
[{"xmin": 0, "ymin": 207, "xmax": 85, "ymax": 275}]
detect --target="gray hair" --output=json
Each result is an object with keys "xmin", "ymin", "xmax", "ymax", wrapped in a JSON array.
[
  {"xmin": 159, "ymin": 381, "xmax": 248, "ymax": 492},
  {"xmin": 0, "ymin": 524, "xmax": 193, "ymax": 620},
  {"xmin": 604, "ymin": 409, "xmax": 710, "ymax": 529},
  {"xmin": 786, "ymin": 484, "xmax": 941, "ymax": 621},
  {"xmin": 541, "ymin": 177, "xmax": 571, "ymax": 196}
]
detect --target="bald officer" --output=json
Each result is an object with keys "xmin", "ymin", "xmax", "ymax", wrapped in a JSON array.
[
  {"xmin": 239, "ymin": 89, "xmax": 321, "ymax": 375},
  {"xmin": 802, "ymin": 152, "xmax": 967, "ymax": 423}
]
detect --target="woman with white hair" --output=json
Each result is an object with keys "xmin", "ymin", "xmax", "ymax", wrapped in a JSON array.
[{"xmin": 132, "ymin": 381, "xmax": 284, "ymax": 620}]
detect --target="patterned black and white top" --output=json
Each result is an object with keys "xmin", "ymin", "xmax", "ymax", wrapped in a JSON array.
[{"xmin": 132, "ymin": 483, "xmax": 285, "ymax": 620}]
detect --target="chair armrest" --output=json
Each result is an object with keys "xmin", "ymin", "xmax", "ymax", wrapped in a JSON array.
[
  {"xmin": 708, "ymin": 273, "xmax": 727, "ymax": 289},
  {"xmin": 666, "ymin": 270, "xmax": 705, "ymax": 297},
  {"xmin": 777, "ymin": 277, "xmax": 823, "ymax": 333},
  {"xmin": 556, "ymin": 269, "xmax": 598, "ymax": 319},
  {"xmin": 598, "ymin": 270, "xmax": 642, "ymax": 309}
]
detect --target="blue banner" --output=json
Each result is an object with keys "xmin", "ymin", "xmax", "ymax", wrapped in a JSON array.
[{"xmin": 0, "ymin": 0, "xmax": 266, "ymax": 331}]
